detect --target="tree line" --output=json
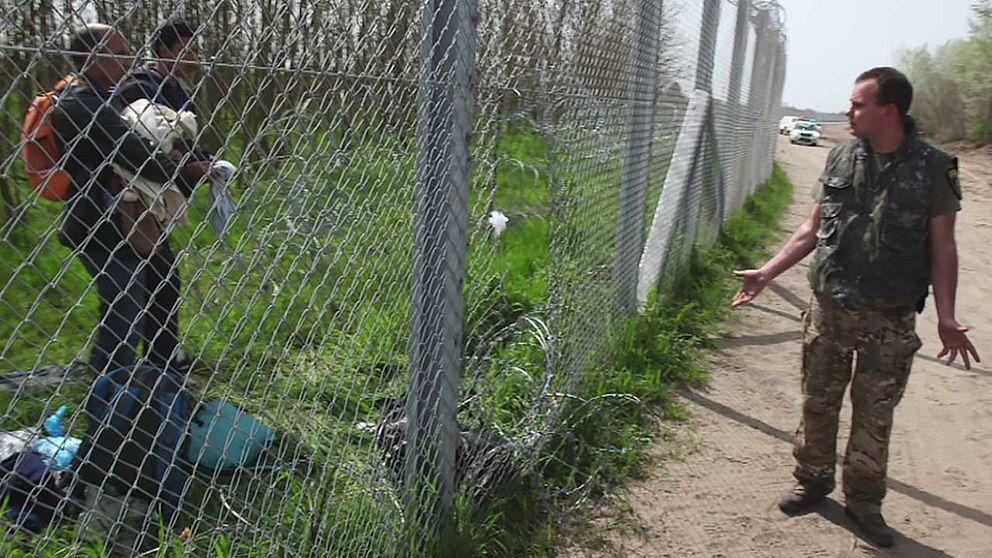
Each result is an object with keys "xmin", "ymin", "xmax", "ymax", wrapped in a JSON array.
[{"xmin": 899, "ymin": 0, "xmax": 992, "ymax": 144}]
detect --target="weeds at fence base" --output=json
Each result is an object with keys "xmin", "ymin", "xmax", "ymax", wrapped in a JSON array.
[
  {"xmin": 452, "ymin": 164, "xmax": 794, "ymax": 557},
  {"xmin": 0, "ymin": 143, "xmax": 790, "ymax": 556}
]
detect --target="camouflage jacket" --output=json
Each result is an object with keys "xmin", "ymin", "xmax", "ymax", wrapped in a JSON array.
[{"xmin": 809, "ymin": 134, "xmax": 959, "ymax": 310}]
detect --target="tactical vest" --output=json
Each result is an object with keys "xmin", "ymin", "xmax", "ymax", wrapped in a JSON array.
[{"xmin": 809, "ymin": 136, "xmax": 939, "ymax": 310}]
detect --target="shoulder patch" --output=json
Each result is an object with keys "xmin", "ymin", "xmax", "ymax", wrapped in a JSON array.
[{"xmin": 947, "ymin": 157, "xmax": 962, "ymax": 201}]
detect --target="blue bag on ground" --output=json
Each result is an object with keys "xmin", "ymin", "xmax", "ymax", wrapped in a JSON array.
[
  {"xmin": 0, "ymin": 450, "xmax": 65, "ymax": 532},
  {"xmin": 73, "ymin": 366, "xmax": 192, "ymax": 520},
  {"xmin": 187, "ymin": 399, "xmax": 275, "ymax": 473}
]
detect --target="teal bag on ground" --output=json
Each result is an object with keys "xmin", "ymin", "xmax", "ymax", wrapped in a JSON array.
[{"xmin": 186, "ymin": 399, "xmax": 275, "ymax": 473}]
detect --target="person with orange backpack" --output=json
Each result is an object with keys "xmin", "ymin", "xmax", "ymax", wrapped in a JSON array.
[
  {"xmin": 110, "ymin": 20, "xmax": 214, "ymax": 374},
  {"xmin": 15, "ymin": 24, "xmax": 215, "ymax": 552},
  {"xmin": 34, "ymin": 23, "xmax": 213, "ymax": 552},
  {"xmin": 44, "ymin": 23, "xmax": 210, "ymax": 376}
]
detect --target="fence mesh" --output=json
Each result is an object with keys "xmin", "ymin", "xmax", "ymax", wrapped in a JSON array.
[{"xmin": 0, "ymin": 0, "xmax": 785, "ymax": 555}]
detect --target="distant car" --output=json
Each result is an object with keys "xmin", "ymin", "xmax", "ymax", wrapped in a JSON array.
[
  {"xmin": 790, "ymin": 121, "xmax": 821, "ymax": 146},
  {"xmin": 779, "ymin": 116, "xmax": 799, "ymax": 135},
  {"xmin": 799, "ymin": 117, "xmax": 823, "ymax": 134}
]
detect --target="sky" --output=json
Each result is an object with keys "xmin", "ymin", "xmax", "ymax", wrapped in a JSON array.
[{"xmin": 777, "ymin": 0, "xmax": 977, "ymax": 113}]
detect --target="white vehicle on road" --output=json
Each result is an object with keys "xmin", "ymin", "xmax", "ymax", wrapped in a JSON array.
[
  {"xmin": 779, "ymin": 116, "xmax": 799, "ymax": 135},
  {"xmin": 789, "ymin": 121, "xmax": 821, "ymax": 146},
  {"xmin": 802, "ymin": 117, "xmax": 823, "ymax": 134}
]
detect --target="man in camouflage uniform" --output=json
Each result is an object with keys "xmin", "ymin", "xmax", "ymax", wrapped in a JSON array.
[{"xmin": 732, "ymin": 67, "xmax": 980, "ymax": 548}]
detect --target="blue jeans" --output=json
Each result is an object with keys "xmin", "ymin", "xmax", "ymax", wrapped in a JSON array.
[{"xmin": 78, "ymin": 241, "xmax": 181, "ymax": 374}]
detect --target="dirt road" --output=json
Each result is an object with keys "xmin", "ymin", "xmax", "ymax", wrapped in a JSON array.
[{"xmin": 563, "ymin": 127, "xmax": 992, "ymax": 557}]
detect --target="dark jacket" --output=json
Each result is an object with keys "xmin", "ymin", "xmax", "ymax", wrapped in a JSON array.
[
  {"xmin": 52, "ymin": 75, "xmax": 196, "ymax": 257},
  {"xmin": 809, "ymin": 135, "xmax": 956, "ymax": 310},
  {"xmin": 116, "ymin": 63, "xmax": 211, "ymax": 161}
]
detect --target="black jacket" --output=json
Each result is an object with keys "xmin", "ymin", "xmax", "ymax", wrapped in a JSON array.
[
  {"xmin": 116, "ymin": 64, "xmax": 211, "ymax": 161},
  {"xmin": 53, "ymin": 75, "xmax": 196, "ymax": 256}
]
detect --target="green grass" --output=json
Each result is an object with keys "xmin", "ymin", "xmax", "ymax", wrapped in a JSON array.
[
  {"xmin": 565, "ymin": 163, "xmax": 794, "ymax": 542},
  {"xmin": 0, "ymin": 119, "xmax": 556, "ymax": 556},
  {"xmin": 464, "ymin": 163, "xmax": 795, "ymax": 556},
  {"xmin": 0, "ymin": 98, "xmax": 793, "ymax": 557}
]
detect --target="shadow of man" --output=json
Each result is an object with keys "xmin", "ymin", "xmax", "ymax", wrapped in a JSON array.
[{"xmin": 792, "ymin": 497, "xmax": 956, "ymax": 557}]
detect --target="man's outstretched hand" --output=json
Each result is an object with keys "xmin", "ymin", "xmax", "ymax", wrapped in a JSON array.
[
  {"xmin": 937, "ymin": 319, "xmax": 981, "ymax": 370},
  {"xmin": 732, "ymin": 269, "xmax": 770, "ymax": 308}
]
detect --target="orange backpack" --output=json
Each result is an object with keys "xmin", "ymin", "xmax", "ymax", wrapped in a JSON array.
[{"xmin": 20, "ymin": 76, "xmax": 81, "ymax": 201}]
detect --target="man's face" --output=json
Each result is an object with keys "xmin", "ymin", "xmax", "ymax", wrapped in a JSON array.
[
  {"xmin": 91, "ymin": 31, "xmax": 132, "ymax": 87},
  {"xmin": 159, "ymin": 36, "xmax": 200, "ymax": 79},
  {"xmin": 847, "ymin": 79, "xmax": 895, "ymax": 139}
]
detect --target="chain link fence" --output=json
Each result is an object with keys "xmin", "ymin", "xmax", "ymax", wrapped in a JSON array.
[{"xmin": 0, "ymin": 0, "xmax": 785, "ymax": 555}]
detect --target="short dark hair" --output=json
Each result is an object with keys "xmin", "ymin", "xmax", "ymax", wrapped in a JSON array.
[
  {"xmin": 856, "ymin": 67, "xmax": 913, "ymax": 117},
  {"xmin": 153, "ymin": 20, "xmax": 196, "ymax": 55},
  {"xmin": 68, "ymin": 23, "xmax": 113, "ymax": 70}
]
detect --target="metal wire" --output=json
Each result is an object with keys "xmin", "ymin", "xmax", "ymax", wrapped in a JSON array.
[{"xmin": 0, "ymin": 0, "xmax": 785, "ymax": 556}]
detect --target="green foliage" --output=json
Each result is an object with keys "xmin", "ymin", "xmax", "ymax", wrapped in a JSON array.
[
  {"xmin": 0, "ymin": 105, "xmax": 792, "ymax": 556},
  {"xmin": 899, "ymin": 1, "xmax": 992, "ymax": 143},
  {"xmin": 0, "ymin": 121, "xmax": 554, "ymax": 557},
  {"xmin": 452, "ymin": 164, "xmax": 795, "ymax": 556},
  {"xmin": 554, "ymin": 163, "xmax": 795, "ymax": 488},
  {"xmin": 0, "ymin": 202, "xmax": 98, "ymax": 372}
]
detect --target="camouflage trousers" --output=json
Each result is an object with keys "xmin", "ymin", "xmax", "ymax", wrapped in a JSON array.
[{"xmin": 793, "ymin": 294, "xmax": 921, "ymax": 512}]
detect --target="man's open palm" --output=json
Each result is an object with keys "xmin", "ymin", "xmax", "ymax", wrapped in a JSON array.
[
  {"xmin": 732, "ymin": 269, "xmax": 769, "ymax": 308},
  {"xmin": 938, "ymin": 319, "xmax": 981, "ymax": 370}
]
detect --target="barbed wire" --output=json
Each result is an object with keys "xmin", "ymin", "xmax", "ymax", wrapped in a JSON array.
[{"xmin": 0, "ymin": 0, "xmax": 785, "ymax": 555}]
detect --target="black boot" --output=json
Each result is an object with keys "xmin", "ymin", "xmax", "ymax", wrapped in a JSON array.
[
  {"xmin": 845, "ymin": 506, "xmax": 895, "ymax": 548},
  {"xmin": 778, "ymin": 482, "xmax": 832, "ymax": 515}
]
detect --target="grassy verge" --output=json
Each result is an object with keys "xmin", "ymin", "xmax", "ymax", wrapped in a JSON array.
[
  {"xmin": 0, "ymin": 120, "xmax": 557, "ymax": 557},
  {"xmin": 0, "ymin": 104, "xmax": 792, "ymax": 556},
  {"xmin": 480, "ymin": 163, "xmax": 795, "ymax": 556}
]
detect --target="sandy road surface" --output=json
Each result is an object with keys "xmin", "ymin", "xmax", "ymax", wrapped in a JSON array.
[{"xmin": 562, "ymin": 126, "xmax": 992, "ymax": 558}]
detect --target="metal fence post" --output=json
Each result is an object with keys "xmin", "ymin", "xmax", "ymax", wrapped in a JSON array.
[
  {"xmin": 767, "ymin": 21, "xmax": 782, "ymax": 184},
  {"xmin": 408, "ymin": 0, "xmax": 477, "ymax": 554},
  {"xmin": 694, "ymin": 0, "xmax": 722, "ymax": 93},
  {"xmin": 746, "ymin": 7, "xmax": 773, "ymax": 192},
  {"xmin": 755, "ymin": 3, "xmax": 786, "ymax": 187},
  {"xmin": 766, "ymin": 36, "xmax": 788, "ymax": 179},
  {"xmin": 688, "ymin": 0, "xmax": 723, "ymax": 245},
  {"xmin": 727, "ymin": 0, "xmax": 751, "ymax": 108},
  {"xmin": 636, "ymin": 0, "xmax": 724, "ymax": 304},
  {"xmin": 614, "ymin": 0, "xmax": 662, "ymax": 316},
  {"xmin": 726, "ymin": 0, "xmax": 751, "ymax": 212},
  {"xmin": 755, "ymin": 22, "xmax": 782, "ymax": 185}
]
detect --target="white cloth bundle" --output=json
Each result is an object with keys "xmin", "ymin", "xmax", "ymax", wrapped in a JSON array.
[
  {"xmin": 115, "ymin": 99, "xmax": 239, "ymax": 237},
  {"xmin": 114, "ymin": 98, "xmax": 199, "ymax": 228}
]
